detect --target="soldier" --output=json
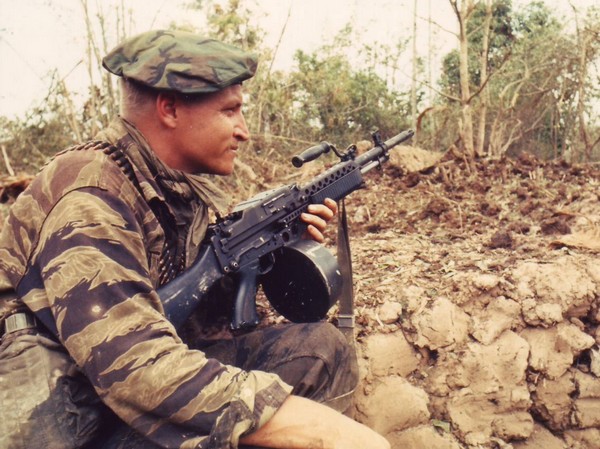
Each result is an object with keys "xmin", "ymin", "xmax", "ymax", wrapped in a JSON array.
[{"xmin": 0, "ymin": 30, "xmax": 390, "ymax": 449}]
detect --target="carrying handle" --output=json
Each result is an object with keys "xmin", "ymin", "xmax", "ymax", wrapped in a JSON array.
[{"xmin": 291, "ymin": 142, "xmax": 332, "ymax": 167}]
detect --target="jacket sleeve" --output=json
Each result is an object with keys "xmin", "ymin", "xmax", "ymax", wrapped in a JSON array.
[{"xmin": 25, "ymin": 186, "xmax": 292, "ymax": 448}]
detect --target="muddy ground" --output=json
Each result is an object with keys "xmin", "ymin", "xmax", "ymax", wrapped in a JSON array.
[
  {"xmin": 1, "ymin": 145, "xmax": 599, "ymax": 448},
  {"xmin": 329, "ymin": 147, "xmax": 600, "ymax": 449}
]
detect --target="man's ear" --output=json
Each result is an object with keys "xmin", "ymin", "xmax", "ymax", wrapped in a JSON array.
[{"xmin": 156, "ymin": 92, "xmax": 178, "ymax": 128}]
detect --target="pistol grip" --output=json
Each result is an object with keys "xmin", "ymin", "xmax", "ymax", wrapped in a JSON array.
[{"xmin": 231, "ymin": 266, "xmax": 260, "ymax": 330}]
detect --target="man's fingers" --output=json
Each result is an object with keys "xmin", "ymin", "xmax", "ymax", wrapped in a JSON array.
[
  {"xmin": 305, "ymin": 224, "xmax": 325, "ymax": 243},
  {"xmin": 301, "ymin": 198, "xmax": 337, "ymax": 242},
  {"xmin": 301, "ymin": 213, "xmax": 327, "ymax": 232},
  {"xmin": 324, "ymin": 198, "xmax": 338, "ymax": 215},
  {"xmin": 306, "ymin": 200, "xmax": 336, "ymax": 222}
]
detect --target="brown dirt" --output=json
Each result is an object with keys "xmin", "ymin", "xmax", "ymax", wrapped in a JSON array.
[
  {"xmin": 1, "ymin": 147, "xmax": 599, "ymax": 449},
  {"xmin": 337, "ymin": 148, "xmax": 600, "ymax": 449}
]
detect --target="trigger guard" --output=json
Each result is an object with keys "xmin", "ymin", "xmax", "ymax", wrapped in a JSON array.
[
  {"xmin": 258, "ymin": 252, "xmax": 276, "ymax": 275},
  {"xmin": 260, "ymin": 240, "xmax": 343, "ymax": 322}
]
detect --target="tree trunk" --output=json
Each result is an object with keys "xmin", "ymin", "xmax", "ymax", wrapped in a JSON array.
[
  {"xmin": 475, "ymin": 0, "xmax": 492, "ymax": 157},
  {"xmin": 452, "ymin": 0, "xmax": 476, "ymax": 159},
  {"xmin": 411, "ymin": 0, "xmax": 418, "ymax": 144}
]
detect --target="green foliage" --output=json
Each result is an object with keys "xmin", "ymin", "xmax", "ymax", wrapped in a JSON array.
[
  {"xmin": 201, "ymin": 8, "xmax": 411, "ymax": 160},
  {"xmin": 440, "ymin": 0, "xmax": 516, "ymax": 95},
  {"xmin": 513, "ymin": 0, "xmax": 560, "ymax": 36},
  {"xmin": 0, "ymin": 74, "xmax": 106, "ymax": 173},
  {"xmin": 497, "ymin": 19, "xmax": 575, "ymax": 157},
  {"xmin": 2, "ymin": 0, "xmax": 598, "ymax": 175},
  {"xmin": 0, "ymin": 113, "xmax": 72, "ymax": 173},
  {"xmin": 484, "ymin": 2, "xmax": 600, "ymax": 160},
  {"xmin": 435, "ymin": 0, "xmax": 600, "ymax": 161},
  {"xmin": 290, "ymin": 48, "xmax": 409, "ymax": 144},
  {"xmin": 206, "ymin": 0, "xmax": 264, "ymax": 51}
]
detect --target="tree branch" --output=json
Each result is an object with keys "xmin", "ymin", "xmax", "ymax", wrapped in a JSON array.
[{"xmin": 1, "ymin": 145, "xmax": 15, "ymax": 176}]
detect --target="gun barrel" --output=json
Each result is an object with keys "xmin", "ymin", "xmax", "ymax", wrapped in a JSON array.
[
  {"xmin": 384, "ymin": 129, "xmax": 415, "ymax": 149},
  {"xmin": 355, "ymin": 129, "xmax": 414, "ymax": 168}
]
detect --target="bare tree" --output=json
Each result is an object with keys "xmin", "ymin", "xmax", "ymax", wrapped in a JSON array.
[
  {"xmin": 475, "ymin": 0, "xmax": 492, "ymax": 156},
  {"xmin": 449, "ymin": 0, "xmax": 477, "ymax": 158},
  {"xmin": 80, "ymin": 0, "xmax": 127, "ymax": 134},
  {"xmin": 411, "ymin": 0, "xmax": 418, "ymax": 142},
  {"xmin": 570, "ymin": 2, "xmax": 600, "ymax": 162}
]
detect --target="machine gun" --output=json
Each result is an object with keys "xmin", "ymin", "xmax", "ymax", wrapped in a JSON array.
[{"xmin": 158, "ymin": 129, "xmax": 414, "ymax": 330}]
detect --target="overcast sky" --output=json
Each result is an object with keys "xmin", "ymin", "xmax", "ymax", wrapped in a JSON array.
[{"xmin": 0, "ymin": 0, "xmax": 595, "ymax": 119}]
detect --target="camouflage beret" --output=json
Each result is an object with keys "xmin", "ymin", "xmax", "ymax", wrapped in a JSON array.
[{"xmin": 102, "ymin": 29, "xmax": 258, "ymax": 94}]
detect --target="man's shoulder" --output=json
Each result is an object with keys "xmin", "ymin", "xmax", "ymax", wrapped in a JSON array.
[{"xmin": 35, "ymin": 140, "xmax": 132, "ymax": 196}]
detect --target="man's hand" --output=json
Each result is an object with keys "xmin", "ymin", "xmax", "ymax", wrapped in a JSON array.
[{"xmin": 301, "ymin": 198, "xmax": 337, "ymax": 242}]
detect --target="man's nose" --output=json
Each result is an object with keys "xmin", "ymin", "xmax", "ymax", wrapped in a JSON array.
[{"xmin": 235, "ymin": 114, "xmax": 250, "ymax": 141}]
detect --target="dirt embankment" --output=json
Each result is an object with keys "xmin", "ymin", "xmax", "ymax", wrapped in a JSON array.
[{"xmin": 343, "ymin": 148, "xmax": 600, "ymax": 448}]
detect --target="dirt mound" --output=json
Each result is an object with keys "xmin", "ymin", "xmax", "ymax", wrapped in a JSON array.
[{"xmin": 345, "ymin": 150, "xmax": 600, "ymax": 448}]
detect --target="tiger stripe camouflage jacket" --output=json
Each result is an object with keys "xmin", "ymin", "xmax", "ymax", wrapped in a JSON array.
[{"xmin": 0, "ymin": 119, "xmax": 292, "ymax": 448}]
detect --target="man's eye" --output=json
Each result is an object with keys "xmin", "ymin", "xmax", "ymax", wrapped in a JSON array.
[{"xmin": 225, "ymin": 105, "xmax": 241, "ymax": 115}]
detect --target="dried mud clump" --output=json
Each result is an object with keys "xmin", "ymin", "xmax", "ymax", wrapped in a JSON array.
[{"xmin": 346, "ymin": 149, "xmax": 600, "ymax": 449}]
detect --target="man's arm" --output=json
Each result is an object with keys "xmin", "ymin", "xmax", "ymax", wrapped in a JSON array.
[
  {"xmin": 29, "ymin": 185, "xmax": 293, "ymax": 448},
  {"xmin": 240, "ymin": 395, "xmax": 390, "ymax": 449}
]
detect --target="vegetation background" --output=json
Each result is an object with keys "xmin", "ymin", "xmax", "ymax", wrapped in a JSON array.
[{"xmin": 1, "ymin": 0, "xmax": 599, "ymax": 185}]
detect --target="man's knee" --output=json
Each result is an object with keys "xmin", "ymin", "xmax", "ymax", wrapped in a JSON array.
[
  {"xmin": 305, "ymin": 322, "xmax": 358, "ymax": 395},
  {"xmin": 263, "ymin": 323, "xmax": 358, "ymax": 408},
  {"xmin": 298, "ymin": 322, "xmax": 356, "ymax": 371}
]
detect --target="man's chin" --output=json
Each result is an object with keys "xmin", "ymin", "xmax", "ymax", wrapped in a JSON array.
[{"xmin": 191, "ymin": 166, "xmax": 234, "ymax": 176}]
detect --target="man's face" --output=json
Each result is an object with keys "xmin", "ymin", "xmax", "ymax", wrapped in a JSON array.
[{"xmin": 172, "ymin": 84, "xmax": 250, "ymax": 175}]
